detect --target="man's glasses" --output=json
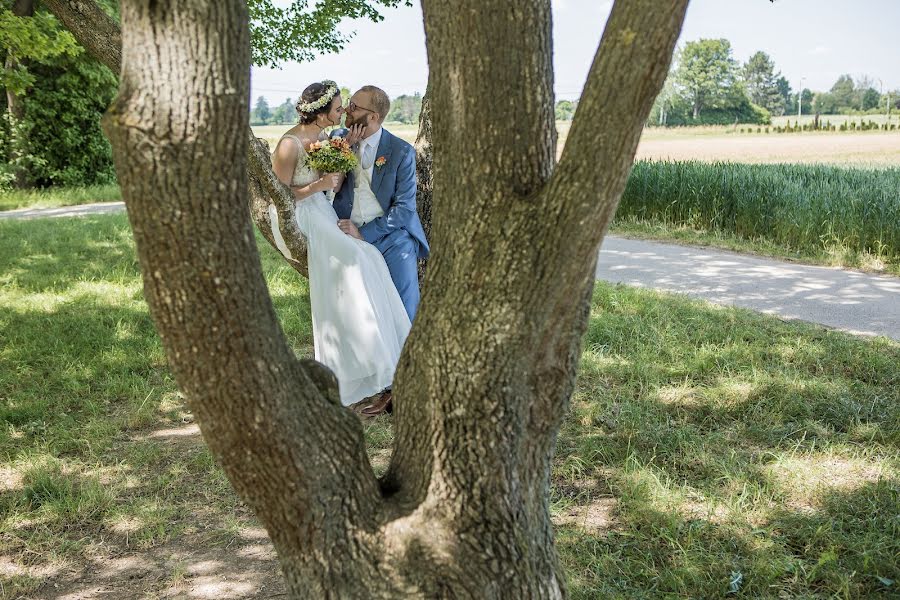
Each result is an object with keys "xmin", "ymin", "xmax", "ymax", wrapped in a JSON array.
[{"xmin": 347, "ymin": 101, "xmax": 376, "ymax": 114}]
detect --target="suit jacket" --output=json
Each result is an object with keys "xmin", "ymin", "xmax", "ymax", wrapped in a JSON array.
[{"xmin": 331, "ymin": 128, "xmax": 429, "ymax": 259}]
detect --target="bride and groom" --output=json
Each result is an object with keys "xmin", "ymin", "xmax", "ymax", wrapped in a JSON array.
[{"xmin": 270, "ymin": 80, "xmax": 428, "ymax": 417}]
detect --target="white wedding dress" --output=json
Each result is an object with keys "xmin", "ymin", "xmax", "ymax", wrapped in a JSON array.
[{"xmin": 269, "ymin": 134, "xmax": 411, "ymax": 406}]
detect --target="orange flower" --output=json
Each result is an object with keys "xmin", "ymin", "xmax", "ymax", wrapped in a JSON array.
[{"xmin": 375, "ymin": 156, "xmax": 387, "ymax": 168}]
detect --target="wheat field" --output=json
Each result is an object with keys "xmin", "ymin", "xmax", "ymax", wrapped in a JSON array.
[{"xmin": 253, "ymin": 120, "xmax": 900, "ymax": 166}]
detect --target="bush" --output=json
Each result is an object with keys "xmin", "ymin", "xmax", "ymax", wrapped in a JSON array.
[{"xmin": 1, "ymin": 53, "xmax": 116, "ymax": 187}]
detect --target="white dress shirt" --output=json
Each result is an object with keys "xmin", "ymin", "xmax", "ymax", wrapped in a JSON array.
[
  {"xmin": 350, "ymin": 127, "xmax": 385, "ymax": 227},
  {"xmin": 359, "ymin": 128, "xmax": 382, "ymax": 174}
]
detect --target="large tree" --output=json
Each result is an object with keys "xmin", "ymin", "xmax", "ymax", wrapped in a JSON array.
[
  {"xmin": 743, "ymin": 50, "xmax": 785, "ymax": 116},
  {"xmin": 675, "ymin": 38, "xmax": 739, "ymax": 119},
  {"xmin": 49, "ymin": 0, "xmax": 687, "ymax": 595}
]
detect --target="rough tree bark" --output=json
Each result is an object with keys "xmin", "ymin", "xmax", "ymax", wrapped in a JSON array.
[
  {"xmin": 43, "ymin": 0, "xmax": 310, "ymax": 276},
  {"xmin": 414, "ymin": 79, "xmax": 433, "ymax": 281},
  {"xmin": 97, "ymin": 0, "xmax": 687, "ymax": 596},
  {"xmin": 5, "ymin": 0, "xmax": 35, "ymax": 188}
]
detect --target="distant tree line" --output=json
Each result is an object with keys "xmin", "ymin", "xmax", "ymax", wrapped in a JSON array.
[
  {"xmin": 249, "ymin": 41, "xmax": 899, "ymax": 130},
  {"xmin": 645, "ymin": 38, "xmax": 898, "ymax": 126},
  {"xmin": 251, "ymin": 88, "xmax": 420, "ymax": 126}
]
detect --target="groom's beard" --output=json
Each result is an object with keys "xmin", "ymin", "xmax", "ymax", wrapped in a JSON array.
[{"xmin": 344, "ymin": 113, "xmax": 366, "ymax": 128}]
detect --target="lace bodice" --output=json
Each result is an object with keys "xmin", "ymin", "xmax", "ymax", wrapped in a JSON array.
[{"xmin": 279, "ymin": 134, "xmax": 320, "ymax": 188}]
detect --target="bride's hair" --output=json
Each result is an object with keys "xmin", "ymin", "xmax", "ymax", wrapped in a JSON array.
[{"xmin": 296, "ymin": 81, "xmax": 340, "ymax": 125}]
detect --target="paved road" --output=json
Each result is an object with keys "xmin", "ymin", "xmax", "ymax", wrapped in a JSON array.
[
  {"xmin": 3, "ymin": 202, "xmax": 898, "ymax": 341},
  {"xmin": 597, "ymin": 237, "xmax": 900, "ymax": 341},
  {"xmin": 0, "ymin": 201, "xmax": 127, "ymax": 220}
]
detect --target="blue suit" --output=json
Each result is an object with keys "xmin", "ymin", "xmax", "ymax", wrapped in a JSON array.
[{"xmin": 332, "ymin": 128, "xmax": 429, "ymax": 320}]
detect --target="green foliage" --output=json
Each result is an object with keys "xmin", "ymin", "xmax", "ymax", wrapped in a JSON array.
[
  {"xmin": 861, "ymin": 87, "xmax": 881, "ymax": 111},
  {"xmin": 650, "ymin": 40, "xmax": 771, "ymax": 126},
  {"xmin": 555, "ymin": 99, "xmax": 577, "ymax": 121},
  {"xmin": 251, "ymin": 95, "xmax": 272, "ymax": 125},
  {"xmin": 830, "ymin": 74, "xmax": 856, "ymax": 108},
  {"xmin": 269, "ymin": 97, "xmax": 297, "ymax": 125},
  {"xmin": 1, "ymin": 5, "xmax": 116, "ymax": 187},
  {"xmin": 248, "ymin": 0, "xmax": 410, "ymax": 68},
  {"xmin": 0, "ymin": 6, "xmax": 80, "ymax": 95},
  {"xmin": 385, "ymin": 93, "xmax": 422, "ymax": 125},
  {"xmin": 653, "ymin": 87, "xmax": 770, "ymax": 126},
  {"xmin": 618, "ymin": 161, "xmax": 900, "ymax": 263},
  {"xmin": 674, "ymin": 38, "xmax": 740, "ymax": 118},
  {"xmin": 813, "ymin": 91, "xmax": 838, "ymax": 114},
  {"xmin": 743, "ymin": 51, "xmax": 786, "ymax": 116},
  {"xmin": 774, "ymin": 75, "xmax": 791, "ymax": 112},
  {"xmin": 3, "ymin": 53, "xmax": 117, "ymax": 186}
]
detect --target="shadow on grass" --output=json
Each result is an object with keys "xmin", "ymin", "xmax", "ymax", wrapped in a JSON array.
[
  {"xmin": 554, "ymin": 283, "xmax": 899, "ymax": 598},
  {"xmin": 559, "ymin": 479, "xmax": 898, "ymax": 599}
]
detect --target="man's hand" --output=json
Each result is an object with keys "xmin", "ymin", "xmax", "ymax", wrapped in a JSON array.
[
  {"xmin": 338, "ymin": 219, "xmax": 363, "ymax": 240},
  {"xmin": 343, "ymin": 124, "xmax": 366, "ymax": 147}
]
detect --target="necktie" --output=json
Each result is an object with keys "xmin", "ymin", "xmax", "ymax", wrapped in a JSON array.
[{"xmin": 361, "ymin": 141, "xmax": 373, "ymax": 170}]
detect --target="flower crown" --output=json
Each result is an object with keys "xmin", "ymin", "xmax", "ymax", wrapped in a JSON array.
[{"xmin": 295, "ymin": 80, "xmax": 339, "ymax": 115}]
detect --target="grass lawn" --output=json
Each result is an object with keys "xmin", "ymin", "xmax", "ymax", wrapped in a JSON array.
[{"xmin": 1, "ymin": 214, "xmax": 898, "ymax": 598}]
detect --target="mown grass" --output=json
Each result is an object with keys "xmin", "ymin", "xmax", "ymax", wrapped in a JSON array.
[
  {"xmin": 618, "ymin": 161, "xmax": 900, "ymax": 274},
  {"xmin": 0, "ymin": 184, "xmax": 121, "ymax": 212},
  {"xmin": 1, "ymin": 214, "xmax": 897, "ymax": 598}
]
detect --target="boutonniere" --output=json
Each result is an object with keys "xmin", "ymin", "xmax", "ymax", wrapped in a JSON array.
[{"xmin": 375, "ymin": 156, "xmax": 387, "ymax": 168}]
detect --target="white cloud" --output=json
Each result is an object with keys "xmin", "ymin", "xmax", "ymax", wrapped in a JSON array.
[{"xmin": 809, "ymin": 45, "xmax": 830, "ymax": 55}]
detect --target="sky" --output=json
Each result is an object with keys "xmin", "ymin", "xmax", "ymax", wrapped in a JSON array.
[{"xmin": 250, "ymin": 0, "xmax": 900, "ymax": 105}]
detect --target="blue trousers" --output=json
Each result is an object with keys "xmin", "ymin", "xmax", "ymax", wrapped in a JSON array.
[{"xmin": 374, "ymin": 229, "xmax": 420, "ymax": 321}]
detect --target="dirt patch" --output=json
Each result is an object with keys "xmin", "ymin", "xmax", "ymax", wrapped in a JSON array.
[{"xmin": 29, "ymin": 531, "xmax": 286, "ymax": 599}]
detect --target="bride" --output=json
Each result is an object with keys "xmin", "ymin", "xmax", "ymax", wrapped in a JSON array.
[{"xmin": 269, "ymin": 80, "xmax": 410, "ymax": 409}]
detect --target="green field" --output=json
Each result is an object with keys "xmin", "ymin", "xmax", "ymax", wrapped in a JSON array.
[
  {"xmin": 1, "ymin": 214, "xmax": 897, "ymax": 598},
  {"xmin": 251, "ymin": 120, "xmax": 900, "ymax": 167},
  {"xmin": 617, "ymin": 161, "xmax": 900, "ymax": 275}
]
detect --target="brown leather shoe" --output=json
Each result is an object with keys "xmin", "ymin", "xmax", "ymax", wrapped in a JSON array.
[{"xmin": 360, "ymin": 390, "xmax": 392, "ymax": 417}]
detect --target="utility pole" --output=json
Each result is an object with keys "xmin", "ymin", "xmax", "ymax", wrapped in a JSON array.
[{"xmin": 798, "ymin": 77, "xmax": 806, "ymax": 119}]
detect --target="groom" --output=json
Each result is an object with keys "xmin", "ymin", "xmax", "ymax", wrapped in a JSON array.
[
  {"xmin": 333, "ymin": 86, "xmax": 429, "ymax": 321},
  {"xmin": 332, "ymin": 86, "xmax": 429, "ymax": 417}
]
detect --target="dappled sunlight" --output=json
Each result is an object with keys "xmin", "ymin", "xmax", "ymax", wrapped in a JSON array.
[
  {"xmin": 764, "ymin": 454, "xmax": 887, "ymax": 512},
  {"xmin": 26, "ymin": 534, "xmax": 285, "ymax": 599},
  {"xmin": 553, "ymin": 496, "xmax": 618, "ymax": 535},
  {"xmin": 3, "ymin": 215, "xmax": 896, "ymax": 598},
  {"xmin": 653, "ymin": 383, "xmax": 702, "ymax": 406},
  {"xmin": 146, "ymin": 423, "xmax": 202, "ymax": 441}
]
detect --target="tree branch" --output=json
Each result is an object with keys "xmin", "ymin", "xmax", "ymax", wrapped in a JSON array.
[
  {"xmin": 103, "ymin": 1, "xmax": 387, "ymax": 593},
  {"xmin": 43, "ymin": 0, "xmax": 310, "ymax": 278},
  {"xmin": 41, "ymin": 0, "xmax": 121, "ymax": 73},
  {"xmin": 550, "ymin": 0, "xmax": 689, "ymax": 241}
]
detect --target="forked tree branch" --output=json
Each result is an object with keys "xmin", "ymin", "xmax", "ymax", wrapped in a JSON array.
[{"xmin": 549, "ymin": 0, "xmax": 689, "ymax": 248}]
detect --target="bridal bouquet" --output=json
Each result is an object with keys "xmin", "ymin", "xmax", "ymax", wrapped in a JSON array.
[{"xmin": 305, "ymin": 137, "xmax": 358, "ymax": 173}]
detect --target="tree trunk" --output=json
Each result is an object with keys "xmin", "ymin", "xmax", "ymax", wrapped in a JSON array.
[
  {"xmin": 97, "ymin": 0, "xmax": 686, "ymax": 596},
  {"xmin": 5, "ymin": 0, "xmax": 35, "ymax": 188},
  {"xmin": 43, "ymin": 0, "xmax": 310, "ymax": 277},
  {"xmin": 414, "ymin": 79, "xmax": 433, "ymax": 281}
]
